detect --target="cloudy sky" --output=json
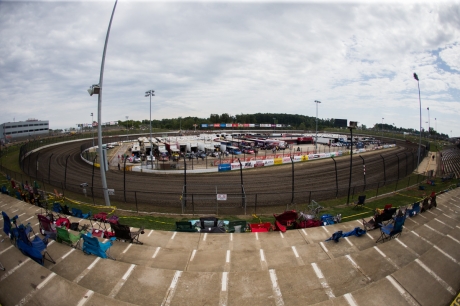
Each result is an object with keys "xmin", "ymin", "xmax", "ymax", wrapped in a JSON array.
[{"xmin": 1, "ymin": 0, "xmax": 459, "ymax": 137}]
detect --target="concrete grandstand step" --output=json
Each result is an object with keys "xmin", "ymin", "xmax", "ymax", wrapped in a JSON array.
[{"xmin": 1, "ymin": 191, "xmax": 459, "ymax": 305}]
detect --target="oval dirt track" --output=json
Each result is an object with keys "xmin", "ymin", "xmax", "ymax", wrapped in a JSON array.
[{"xmin": 24, "ymin": 137, "xmax": 422, "ymax": 213}]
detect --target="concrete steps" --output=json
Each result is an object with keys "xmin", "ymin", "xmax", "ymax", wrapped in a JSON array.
[{"xmin": 0, "ymin": 188, "xmax": 459, "ymax": 305}]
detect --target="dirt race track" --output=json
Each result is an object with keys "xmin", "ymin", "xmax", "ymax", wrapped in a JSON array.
[{"xmin": 22, "ymin": 137, "xmax": 422, "ymax": 214}]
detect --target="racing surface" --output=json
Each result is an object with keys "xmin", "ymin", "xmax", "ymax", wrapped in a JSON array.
[{"xmin": 22, "ymin": 137, "xmax": 422, "ymax": 213}]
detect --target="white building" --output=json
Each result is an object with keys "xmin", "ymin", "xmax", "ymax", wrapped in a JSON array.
[{"xmin": 0, "ymin": 119, "xmax": 49, "ymax": 142}]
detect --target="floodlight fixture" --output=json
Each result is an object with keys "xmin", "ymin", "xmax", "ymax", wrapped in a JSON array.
[{"xmin": 87, "ymin": 84, "xmax": 101, "ymax": 96}]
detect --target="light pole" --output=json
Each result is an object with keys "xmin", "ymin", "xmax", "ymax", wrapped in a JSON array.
[
  {"xmin": 314, "ymin": 100, "xmax": 321, "ymax": 151},
  {"xmin": 87, "ymin": 0, "xmax": 118, "ymax": 207},
  {"xmin": 427, "ymin": 107, "xmax": 430, "ymax": 136},
  {"xmin": 413, "ymin": 72, "xmax": 422, "ymax": 168},
  {"xmin": 346, "ymin": 121, "xmax": 357, "ymax": 205},
  {"xmin": 91, "ymin": 113, "xmax": 94, "ymax": 147},
  {"xmin": 381, "ymin": 117, "xmax": 384, "ymax": 141},
  {"xmin": 273, "ymin": 117, "xmax": 276, "ymax": 132},
  {"xmin": 435, "ymin": 118, "xmax": 437, "ymax": 148},
  {"xmin": 145, "ymin": 90, "xmax": 155, "ymax": 169},
  {"xmin": 125, "ymin": 116, "xmax": 129, "ymax": 140}
]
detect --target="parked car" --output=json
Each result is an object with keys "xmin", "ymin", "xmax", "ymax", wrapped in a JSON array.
[
  {"xmin": 128, "ymin": 156, "xmax": 141, "ymax": 163},
  {"xmin": 185, "ymin": 152, "xmax": 195, "ymax": 159},
  {"xmin": 241, "ymin": 147, "xmax": 254, "ymax": 154}
]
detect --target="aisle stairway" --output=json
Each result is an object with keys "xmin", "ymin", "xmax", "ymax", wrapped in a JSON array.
[{"xmin": 1, "ymin": 189, "xmax": 459, "ymax": 306}]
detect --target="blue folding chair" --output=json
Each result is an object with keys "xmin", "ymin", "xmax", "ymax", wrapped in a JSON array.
[
  {"xmin": 2, "ymin": 211, "xmax": 19, "ymax": 244},
  {"xmin": 376, "ymin": 215, "xmax": 406, "ymax": 243},
  {"xmin": 72, "ymin": 208, "xmax": 91, "ymax": 219},
  {"xmin": 405, "ymin": 202, "xmax": 421, "ymax": 217},
  {"xmin": 16, "ymin": 223, "xmax": 55, "ymax": 265},
  {"xmin": 81, "ymin": 233, "xmax": 116, "ymax": 259}
]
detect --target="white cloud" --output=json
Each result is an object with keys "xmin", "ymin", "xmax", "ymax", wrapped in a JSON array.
[{"xmin": 0, "ymin": 1, "xmax": 459, "ymax": 137}]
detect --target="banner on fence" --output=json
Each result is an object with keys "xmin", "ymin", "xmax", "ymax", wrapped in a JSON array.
[{"xmin": 217, "ymin": 194, "xmax": 227, "ymax": 201}]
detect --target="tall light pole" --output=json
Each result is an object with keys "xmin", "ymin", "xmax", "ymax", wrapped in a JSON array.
[
  {"xmin": 413, "ymin": 72, "xmax": 422, "ymax": 168},
  {"xmin": 435, "ymin": 118, "xmax": 437, "ymax": 148},
  {"xmin": 145, "ymin": 90, "xmax": 155, "ymax": 169},
  {"xmin": 346, "ymin": 121, "xmax": 357, "ymax": 205},
  {"xmin": 87, "ymin": 0, "xmax": 118, "ymax": 207},
  {"xmin": 91, "ymin": 113, "xmax": 94, "ymax": 147},
  {"xmin": 314, "ymin": 100, "xmax": 321, "ymax": 151},
  {"xmin": 381, "ymin": 117, "xmax": 384, "ymax": 141},
  {"xmin": 273, "ymin": 117, "xmax": 276, "ymax": 132},
  {"xmin": 427, "ymin": 107, "xmax": 430, "ymax": 136},
  {"xmin": 125, "ymin": 116, "xmax": 129, "ymax": 140}
]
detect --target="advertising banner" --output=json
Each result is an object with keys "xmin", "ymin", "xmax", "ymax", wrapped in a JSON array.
[
  {"xmin": 282, "ymin": 157, "xmax": 291, "ymax": 163},
  {"xmin": 218, "ymin": 164, "xmax": 231, "ymax": 172},
  {"xmin": 301, "ymin": 155, "xmax": 309, "ymax": 161},
  {"xmin": 201, "ymin": 124, "xmax": 208, "ymax": 128},
  {"xmin": 231, "ymin": 163, "xmax": 241, "ymax": 170},
  {"xmin": 274, "ymin": 158, "xmax": 283, "ymax": 165},
  {"xmin": 220, "ymin": 123, "xmax": 226, "ymax": 128},
  {"xmin": 293, "ymin": 156, "xmax": 302, "ymax": 162},
  {"xmin": 214, "ymin": 123, "xmax": 220, "ymax": 128},
  {"xmin": 264, "ymin": 159, "xmax": 274, "ymax": 166},
  {"xmin": 253, "ymin": 161, "xmax": 264, "ymax": 168},
  {"xmin": 249, "ymin": 124, "xmax": 255, "ymax": 127},
  {"xmin": 226, "ymin": 123, "xmax": 232, "ymax": 128},
  {"xmin": 243, "ymin": 161, "xmax": 254, "ymax": 169},
  {"xmin": 244, "ymin": 123, "xmax": 249, "ymax": 127}
]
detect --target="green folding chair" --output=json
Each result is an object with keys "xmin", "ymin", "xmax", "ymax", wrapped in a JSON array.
[{"xmin": 56, "ymin": 226, "xmax": 83, "ymax": 249}]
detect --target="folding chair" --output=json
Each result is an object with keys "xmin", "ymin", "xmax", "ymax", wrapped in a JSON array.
[
  {"xmin": 405, "ymin": 202, "xmax": 421, "ymax": 217},
  {"xmin": 52, "ymin": 202, "xmax": 64, "ymax": 216},
  {"xmin": 2, "ymin": 211, "xmax": 18, "ymax": 244},
  {"xmin": 55, "ymin": 217, "xmax": 71, "ymax": 229},
  {"xmin": 72, "ymin": 208, "xmax": 91, "ymax": 219},
  {"xmin": 56, "ymin": 227, "xmax": 82, "ymax": 249},
  {"xmin": 421, "ymin": 197, "xmax": 430, "ymax": 213},
  {"xmin": 110, "ymin": 222, "xmax": 144, "ymax": 244},
  {"xmin": 307, "ymin": 200, "xmax": 323, "ymax": 218},
  {"xmin": 273, "ymin": 210, "xmax": 298, "ymax": 228},
  {"xmin": 53, "ymin": 189, "xmax": 63, "ymax": 200},
  {"xmin": 37, "ymin": 214, "xmax": 57, "ymax": 240},
  {"xmin": 16, "ymin": 223, "xmax": 55, "ymax": 265},
  {"xmin": 353, "ymin": 195, "xmax": 366, "ymax": 209},
  {"xmin": 62, "ymin": 205, "xmax": 72, "ymax": 216},
  {"xmin": 429, "ymin": 193, "xmax": 437, "ymax": 209},
  {"xmin": 81, "ymin": 234, "xmax": 116, "ymax": 259},
  {"xmin": 175, "ymin": 221, "xmax": 198, "ymax": 232},
  {"xmin": 227, "ymin": 220, "xmax": 247, "ymax": 233},
  {"xmin": 376, "ymin": 215, "xmax": 406, "ymax": 243},
  {"xmin": 93, "ymin": 212, "xmax": 108, "ymax": 223},
  {"xmin": 1, "ymin": 185, "xmax": 9, "ymax": 195},
  {"xmin": 384, "ymin": 204, "xmax": 392, "ymax": 210},
  {"xmin": 15, "ymin": 190, "xmax": 22, "ymax": 200}
]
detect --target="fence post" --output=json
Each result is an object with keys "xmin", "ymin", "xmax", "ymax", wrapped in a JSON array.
[
  {"xmin": 376, "ymin": 182, "xmax": 380, "ymax": 197},
  {"xmin": 36, "ymin": 152, "xmax": 40, "ymax": 178},
  {"xmin": 291, "ymin": 156, "xmax": 294, "ymax": 204},
  {"xmin": 64, "ymin": 154, "xmax": 70, "ymax": 189},
  {"xmin": 407, "ymin": 176, "xmax": 411, "ymax": 187},
  {"xmin": 380, "ymin": 154, "xmax": 386, "ymax": 185},
  {"xmin": 332, "ymin": 157, "xmax": 338, "ymax": 197},
  {"xmin": 48, "ymin": 153, "xmax": 53, "ymax": 184},
  {"xmin": 395, "ymin": 178, "xmax": 398, "ymax": 191},
  {"xmin": 135, "ymin": 191, "xmax": 138, "ymax": 213},
  {"xmin": 254, "ymin": 193, "xmax": 257, "ymax": 215}
]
